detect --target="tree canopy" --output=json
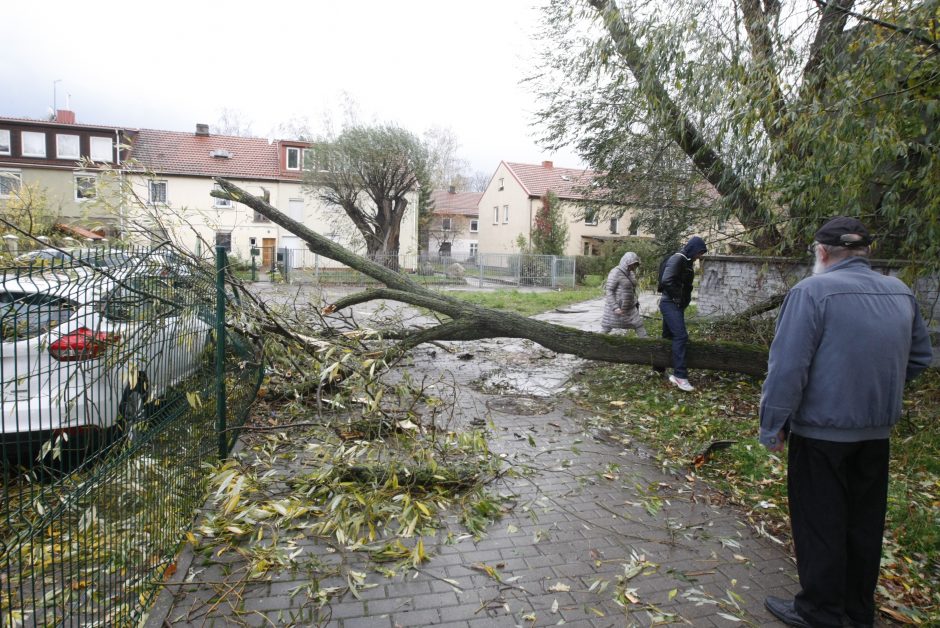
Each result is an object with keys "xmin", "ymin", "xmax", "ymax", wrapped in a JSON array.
[
  {"xmin": 308, "ymin": 124, "xmax": 428, "ymax": 266},
  {"xmin": 531, "ymin": 0, "xmax": 939, "ymax": 264}
]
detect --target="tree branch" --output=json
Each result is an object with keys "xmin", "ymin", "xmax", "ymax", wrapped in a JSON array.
[
  {"xmin": 587, "ymin": 0, "xmax": 781, "ymax": 250},
  {"xmin": 211, "ymin": 178, "xmax": 770, "ymax": 376}
]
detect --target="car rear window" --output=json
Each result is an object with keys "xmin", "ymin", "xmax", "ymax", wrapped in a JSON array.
[{"xmin": 0, "ymin": 291, "xmax": 78, "ymax": 341}]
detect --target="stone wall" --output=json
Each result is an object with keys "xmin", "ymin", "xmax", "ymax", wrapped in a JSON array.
[{"xmin": 698, "ymin": 255, "xmax": 940, "ymax": 365}]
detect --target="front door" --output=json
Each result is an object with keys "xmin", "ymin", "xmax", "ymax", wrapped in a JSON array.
[{"xmin": 262, "ymin": 238, "xmax": 276, "ymax": 270}]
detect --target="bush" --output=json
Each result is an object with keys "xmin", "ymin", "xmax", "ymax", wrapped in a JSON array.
[{"xmin": 576, "ymin": 236, "xmax": 663, "ymax": 287}]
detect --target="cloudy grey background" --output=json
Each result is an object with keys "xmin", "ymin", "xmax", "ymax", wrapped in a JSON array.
[{"xmin": 1, "ymin": 0, "xmax": 585, "ymax": 177}]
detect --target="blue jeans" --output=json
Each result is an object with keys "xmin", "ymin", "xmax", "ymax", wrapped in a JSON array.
[{"xmin": 659, "ymin": 299, "xmax": 688, "ymax": 378}]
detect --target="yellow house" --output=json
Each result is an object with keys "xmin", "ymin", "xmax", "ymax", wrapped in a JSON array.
[{"xmin": 476, "ymin": 160, "xmax": 639, "ymax": 257}]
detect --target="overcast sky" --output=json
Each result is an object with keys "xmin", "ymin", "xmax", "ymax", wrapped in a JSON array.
[{"xmin": 2, "ymin": 0, "xmax": 584, "ymax": 178}]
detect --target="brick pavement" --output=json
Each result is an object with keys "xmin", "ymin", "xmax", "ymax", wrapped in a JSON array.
[{"xmin": 144, "ymin": 293, "xmax": 866, "ymax": 627}]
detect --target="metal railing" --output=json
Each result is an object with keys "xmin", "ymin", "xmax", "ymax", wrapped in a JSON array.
[
  {"xmin": 271, "ymin": 249, "xmax": 577, "ymax": 289},
  {"xmin": 0, "ymin": 245, "xmax": 262, "ymax": 627}
]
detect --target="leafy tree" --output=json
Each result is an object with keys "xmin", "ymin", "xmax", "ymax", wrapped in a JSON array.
[
  {"xmin": 531, "ymin": 0, "xmax": 940, "ymax": 263},
  {"xmin": 307, "ymin": 124, "xmax": 428, "ymax": 268},
  {"xmin": 530, "ymin": 191, "xmax": 570, "ymax": 255}
]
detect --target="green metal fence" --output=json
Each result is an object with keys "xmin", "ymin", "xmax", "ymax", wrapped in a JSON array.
[{"xmin": 0, "ymin": 244, "xmax": 262, "ymax": 627}]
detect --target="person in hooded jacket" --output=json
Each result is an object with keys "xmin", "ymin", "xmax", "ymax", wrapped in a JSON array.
[
  {"xmin": 656, "ymin": 236, "xmax": 708, "ymax": 391},
  {"xmin": 601, "ymin": 251, "xmax": 647, "ymax": 336}
]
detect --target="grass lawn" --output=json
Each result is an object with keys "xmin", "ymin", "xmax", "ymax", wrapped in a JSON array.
[
  {"xmin": 447, "ymin": 285, "xmax": 603, "ymax": 317},
  {"xmin": 456, "ymin": 288, "xmax": 939, "ymax": 625}
]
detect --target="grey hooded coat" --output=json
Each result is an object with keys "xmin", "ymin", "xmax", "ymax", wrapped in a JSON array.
[{"xmin": 601, "ymin": 252, "xmax": 644, "ymax": 332}]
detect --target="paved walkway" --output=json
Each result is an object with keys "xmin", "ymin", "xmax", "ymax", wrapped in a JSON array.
[{"xmin": 144, "ymin": 294, "xmax": 850, "ymax": 627}]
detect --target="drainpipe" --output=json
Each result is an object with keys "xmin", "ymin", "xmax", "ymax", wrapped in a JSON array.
[{"xmin": 115, "ymin": 128, "xmax": 126, "ymax": 240}]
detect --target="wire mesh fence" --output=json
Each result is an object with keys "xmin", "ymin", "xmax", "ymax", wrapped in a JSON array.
[
  {"xmin": 0, "ymin": 245, "xmax": 262, "ymax": 627},
  {"xmin": 272, "ymin": 249, "xmax": 577, "ymax": 289}
]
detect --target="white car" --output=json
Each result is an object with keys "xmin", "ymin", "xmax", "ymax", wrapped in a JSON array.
[{"xmin": 0, "ymin": 268, "xmax": 212, "ymax": 471}]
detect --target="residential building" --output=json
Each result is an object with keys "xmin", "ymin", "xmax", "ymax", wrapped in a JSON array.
[
  {"xmin": 0, "ymin": 110, "xmax": 132, "ymax": 250},
  {"xmin": 476, "ymin": 160, "xmax": 639, "ymax": 257},
  {"xmin": 427, "ymin": 188, "xmax": 481, "ymax": 259},
  {"xmin": 1, "ymin": 111, "xmax": 420, "ymax": 267}
]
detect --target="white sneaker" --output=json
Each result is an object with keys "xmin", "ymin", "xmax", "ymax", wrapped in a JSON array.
[{"xmin": 669, "ymin": 375, "xmax": 694, "ymax": 392}]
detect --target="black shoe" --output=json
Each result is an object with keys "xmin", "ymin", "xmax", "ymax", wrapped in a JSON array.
[{"xmin": 764, "ymin": 596, "xmax": 811, "ymax": 628}]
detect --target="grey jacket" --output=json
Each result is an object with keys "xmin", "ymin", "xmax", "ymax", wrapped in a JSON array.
[
  {"xmin": 759, "ymin": 257, "xmax": 933, "ymax": 446},
  {"xmin": 602, "ymin": 252, "xmax": 643, "ymax": 331}
]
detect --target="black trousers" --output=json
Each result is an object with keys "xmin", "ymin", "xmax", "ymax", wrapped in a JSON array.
[{"xmin": 788, "ymin": 433, "xmax": 889, "ymax": 627}]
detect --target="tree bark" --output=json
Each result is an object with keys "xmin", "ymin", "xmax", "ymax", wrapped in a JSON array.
[{"xmin": 213, "ymin": 178, "xmax": 771, "ymax": 377}]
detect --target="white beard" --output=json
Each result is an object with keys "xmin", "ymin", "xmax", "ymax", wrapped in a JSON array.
[{"xmin": 812, "ymin": 250, "xmax": 827, "ymax": 275}]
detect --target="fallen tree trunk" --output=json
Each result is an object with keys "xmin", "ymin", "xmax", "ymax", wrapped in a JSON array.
[{"xmin": 213, "ymin": 179, "xmax": 771, "ymax": 377}]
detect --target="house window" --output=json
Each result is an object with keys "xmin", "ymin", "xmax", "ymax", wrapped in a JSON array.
[
  {"xmin": 609, "ymin": 218, "xmax": 619, "ymax": 234},
  {"xmin": 215, "ymin": 231, "xmax": 232, "ymax": 252},
  {"xmin": 75, "ymin": 174, "xmax": 97, "ymax": 200},
  {"xmin": 22, "ymin": 131, "xmax": 46, "ymax": 157},
  {"xmin": 498, "ymin": 177, "xmax": 504, "ymax": 191},
  {"xmin": 286, "ymin": 146, "xmax": 301, "ymax": 170},
  {"xmin": 502, "ymin": 205, "xmax": 509, "ymax": 224},
  {"xmin": 442, "ymin": 217, "xmax": 452, "ymax": 231},
  {"xmin": 469, "ymin": 242, "xmax": 478, "ymax": 256},
  {"xmin": 493, "ymin": 206, "xmax": 499, "ymax": 224},
  {"xmin": 90, "ymin": 136, "xmax": 113, "ymax": 162},
  {"xmin": 0, "ymin": 130, "xmax": 11, "ymax": 155},
  {"xmin": 584, "ymin": 210, "xmax": 598, "ymax": 226},
  {"xmin": 469, "ymin": 219, "xmax": 478, "ymax": 233},
  {"xmin": 213, "ymin": 184, "xmax": 233, "ymax": 208},
  {"xmin": 149, "ymin": 180, "xmax": 167, "ymax": 204},
  {"xmin": 56, "ymin": 134, "xmax": 80, "ymax": 159},
  {"xmin": 253, "ymin": 211, "xmax": 270, "ymax": 223},
  {"xmin": 583, "ymin": 241, "xmax": 591, "ymax": 256},
  {"xmin": 0, "ymin": 170, "xmax": 22, "ymax": 197}
]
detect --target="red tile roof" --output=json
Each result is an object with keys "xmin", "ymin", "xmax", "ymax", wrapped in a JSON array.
[
  {"xmin": 127, "ymin": 129, "xmax": 283, "ymax": 180},
  {"xmin": 504, "ymin": 161, "xmax": 599, "ymax": 200},
  {"xmin": 429, "ymin": 190, "xmax": 482, "ymax": 216}
]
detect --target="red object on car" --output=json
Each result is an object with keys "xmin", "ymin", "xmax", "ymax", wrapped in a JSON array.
[{"xmin": 49, "ymin": 327, "xmax": 118, "ymax": 361}]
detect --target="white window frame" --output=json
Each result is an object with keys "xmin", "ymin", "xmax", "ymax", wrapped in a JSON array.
[
  {"xmin": 493, "ymin": 206, "xmax": 499, "ymax": 224},
  {"xmin": 149, "ymin": 180, "xmax": 168, "ymax": 204},
  {"xmin": 0, "ymin": 130, "xmax": 11, "ymax": 155},
  {"xmin": 286, "ymin": 146, "xmax": 301, "ymax": 170},
  {"xmin": 56, "ymin": 134, "xmax": 80, "ymax": 159},
  {"xmin": 90, "ymin": 136, "xmax": 113, "ymax": 162},
  {"xmin": 498, "ymin": 177, "xmax": 504, "ymax": 191},
  {"xmin": 469, "ymin": 242, "xmax": 478, "ymax": 256},
  {"xmin": 584, "ymin": 211, "xmax": 598, "ymax": 226},
  {"xmin": 74, "ymin": 174, "xmax": 97, "ymax": 201},
  {"xmin": 0, "ymin": 169, "xmax": 22, "ymax": 197},
  {"xmin": 469, "ymin": 219, "xmax": 479, "ymax": 233},
  {"xmin": 213, "ymin": 183, "xmax": 233, "ymax": 208},
  {"xmin": 22, "ymin": 131, "xmax": 46, "ymax": 158},
  {"xmin": 502, "ymin": 205, "xmax": 509, "ymax": 224},
  {"xmin": 442, "ymin": 217, "xmax": 452, "ymax": 231}
]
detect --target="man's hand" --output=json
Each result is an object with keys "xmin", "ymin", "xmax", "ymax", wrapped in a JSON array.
[
  {"xmin": 614, "ymin": 308, "xmax": 623, "ymax": 314},
  {"xmin": 766, "ymin": 430, "xmax": 787, "ymax": 452}
]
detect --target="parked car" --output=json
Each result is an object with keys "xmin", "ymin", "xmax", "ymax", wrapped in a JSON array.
[
  {"xmin": 14, "ymin": 247, "xmax": 135, "ymax": 270},
  {"xmin": 0, "ymin": 268, "xmax": 212, "ymax": 472}
]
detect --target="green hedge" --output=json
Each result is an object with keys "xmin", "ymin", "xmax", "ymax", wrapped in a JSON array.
[{"xmin": 575, "ymin": 237, "xmax": 664, "ymax": 288}]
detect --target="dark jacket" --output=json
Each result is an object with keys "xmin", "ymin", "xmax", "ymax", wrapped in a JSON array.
[
  {"xmin": 759, "ymin": 257, "xmax": 933, "ymax": 445},
  {"xmin": 657, "ymin": 237, "xmax": 707, "ymax": 308}
]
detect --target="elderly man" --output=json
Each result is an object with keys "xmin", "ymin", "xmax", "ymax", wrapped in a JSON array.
[{"xmin": 759, "ymin": 217, "xmax": 933, "ymax": 628}]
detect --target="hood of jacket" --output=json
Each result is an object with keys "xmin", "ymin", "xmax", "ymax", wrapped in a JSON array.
[
  {"xmin": 681, "ymin": 236, "xmax": 707, "ymax": 259},
  {"xmin": 617, "ymin": 251, "xmax": 640, "ymax": 273}
]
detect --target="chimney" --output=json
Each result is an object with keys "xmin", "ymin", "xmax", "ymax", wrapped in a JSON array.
[
  {"xmin": 56, "ymin": 109, "xmax": 76, "ymax": 124},
  {"xmin": 195, "ymin": 123, "xmax": 210, "ymax": 136},
  {"xmin": 542, "ymin": 160, "xmax": 553, "ymax": 169}
]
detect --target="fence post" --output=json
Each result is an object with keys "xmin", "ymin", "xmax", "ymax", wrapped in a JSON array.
[
  {"xmin": 550, "ymin": 255, "xmax": 557, "ymax": 289},
  {"xmin": 250, "ymin": 254, "xmax": 257, "ymax": 282},
  {"xmin": 479, "ymin": 254, "xmax": 484, "ymax": 289},
  {"xmin": 215, "ymin": 246, "xmax": 228, "ymax": 459}
]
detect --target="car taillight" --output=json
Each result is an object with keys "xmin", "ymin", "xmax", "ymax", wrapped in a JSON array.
[{"xmin": 49, "ymin": 327, "xmax": 119, "ymax": 362}]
